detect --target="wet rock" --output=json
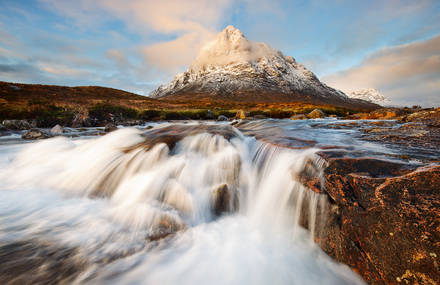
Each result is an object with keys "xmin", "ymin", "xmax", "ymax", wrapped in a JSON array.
[
  {"xmin": 147, "ymin": 216, "xmax": 185, "ymax": 242},
  {"xmin": 401, "ymin": 108, "xmax": 440, "ymax": 127},
  {"xmin": 50, "ymin": 124, "xmax": 64, "ymax": 135},
  {"xmin": 235, "ymin": 110, "xmax": 246, "ymax": 119},
  {"xmin": 315, "ymin": 157, "xmax": 440, "ymax": 284},
  {"xmin": 2, "ymin": 120, "xmax": 31, "ymax": 130},
  {"xmin": 22, "ymin": 129, "xmax": 51, "ymax": 140},
  {"xmin": 254, "ymin": 114, "xmax": 267, "ymax": 119},
  {"xmin": 211, "ymin": 183, "xmax": 239, "ymax": 216},
  {"xmin": 0, "ymin": 239, "xmax": 87, "ymax": 284},
  {"xmin": 104, "ymin": 123, "xmax": 117, "ymax": 132},
  {"xmin": 123, "ymin": 120, "xmax": 144, "ymax": 126},
  {"xmin": 0, "ymin": 123, "xmax": 7, "ymax": 132},
  {"xmin": 290, "ymin": 114, "xmax": 307, "ymax": 120},
  {"xmin": 217, "ymin": 115, "xmax": 228, "ymax": 121},
  {"xmin": 307, "ymin": 109, "xmax": 326, "ymax": 119},
  {"xmin": 125, "ymin": 124, "xmax": 238, "ymax": 153}
]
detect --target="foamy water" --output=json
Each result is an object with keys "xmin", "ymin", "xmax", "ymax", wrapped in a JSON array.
[{"xmin": 0, "ymin": 123, "xmax": 365, "ymax": 284}]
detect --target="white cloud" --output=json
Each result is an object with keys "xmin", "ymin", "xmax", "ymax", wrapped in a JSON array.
[{"xmin": 323, "ymin": 35, "xmax": 440, "ymax": 107}]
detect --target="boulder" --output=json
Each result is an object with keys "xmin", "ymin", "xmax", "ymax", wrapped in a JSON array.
[
  {"xmin": 217, "ymin": 115, "xmax": 228, "ymax": 121},
  {"xmin": 22, "ymin": 129, "xmax": 51, "ymax": 140},
  {"xmin": 0, "ymin": 123, "xmax": 7, "ymax": 132},
  {"xmin": 290, "ymin": 114, "xmax": 307, "ymax": 120},
  {"xmin": 2, "ymin": 120, "xmax": 31, "ymax": 130},
  {"xmin": 235, "ymin": 110, "xmax": 246, "ymax": 120},
  {"xmin": 211, "ymin": 184, "xmax": 239, "ymax": 216},
  {"xmin": 313, "ymin": 157, "xmax": 440, "ymax": 284},
  {"xmin": 104, "ymin": 123, "xmax": 117, "ymax": 132},
  {"xmin": 307, "ymin": 109, "xmax": 326, "ymax": 119},
  {"xmin": 50, "ymin": 124, "xmax": 64, "ymax": 135}
]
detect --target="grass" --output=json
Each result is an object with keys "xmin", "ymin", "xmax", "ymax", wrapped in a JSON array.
[{"xmin": 0, "ymin": 81, "xmax": 369, "ymax": 126}]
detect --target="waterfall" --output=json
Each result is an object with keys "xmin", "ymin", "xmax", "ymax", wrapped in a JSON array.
[{"xmin": 0, "ymin": 125, "xmax": 365, "ymax": 284}]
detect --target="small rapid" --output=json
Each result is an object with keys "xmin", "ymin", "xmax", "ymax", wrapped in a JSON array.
[{"xmin": 0, "ymin": 123, "xmax": 365, "ymax": 284}]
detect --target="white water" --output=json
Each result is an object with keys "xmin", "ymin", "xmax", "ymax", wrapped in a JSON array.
[{"xmin": 0, "ymin": 125, "xmax": 365, "ymax": 284}]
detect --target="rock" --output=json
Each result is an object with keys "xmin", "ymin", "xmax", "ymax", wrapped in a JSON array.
[
  {"xmin": 71, "ymin": 108, "xmax": 91, "ymax": 128},
  {"xmin": 217, "ymin": 115, "xmax": 228, "ymax": 121},
  {"xmin": 22, "ymin": 129, "xmax": 51, "ymax": 140},
  {"xmin": 211, "ymin": 183, "xmax": 239, "ymax": 216},
  {"xmin": 290, "ymin": 114, "xmax": 307, "ymax": 120},
  {"xmin": 147, "ymin": 215, "xmax": 185, "ymax": 242},
  {"xmin": 307, "ymin": 109, "xmax": 326, "ymax": 119},
  {"xmin": 313, "ymin": 157, "xmax": 440, "ymax": 284},
  {"xmin": 104, "ymin": 123, "xmax": 117, "ymax": 132},
  {"xmin": 145, "ymin": 125, "xmax": 154, "ymax": 130},
  {"xmin": 0, "ymin": 123, "xmax": 7, "ymax": 132},
  {"xmin": 206, "ymin": 109, "xmax": 215, "ymax": 119},
  {"xmin": 230, "ymin": 120, "xmax": 239, "ymax": 126},
  {"xmin": 50, "ymin": 124, "xmax": 63, "ymax": 135},
  {"xmin": 2, "ymin": 120, "xmax": 31, "ymax": 130},
  {"xmin": 123, "ymin": 120, "xmax": 144, "ymax": 126},
  {"xmin": 254, "ymin": 114, "xmax": 267, "ymax": 119},
  {"xmin": 401, "ymin": 109, "xmax": 440, "ymax": 127},
  {"xmin": 235, "ymin": 110, "xmax": 246, "ymax": 120}
]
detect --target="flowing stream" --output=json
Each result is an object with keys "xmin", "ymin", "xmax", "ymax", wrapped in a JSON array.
[{"xmin": 0, "ymin": 122, "xmax": 369, "ymax": 284}]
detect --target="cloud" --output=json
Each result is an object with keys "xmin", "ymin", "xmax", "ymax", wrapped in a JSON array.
[
  {"xmin": 323, "ymin": 34, "xmax": 440, "ymax": 107},
  {"xmin": 41, "ymin": 0, "xmax": 236, "ymax": 72}
]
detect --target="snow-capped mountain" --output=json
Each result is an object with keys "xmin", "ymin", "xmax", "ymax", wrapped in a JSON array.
[
  {"xmin": 348, "ymin": 89, "xmax": 391, "ymax": 105},
  {"xmin": 151, "ymin": 26, "xmax": 377, "ymax": 109}
]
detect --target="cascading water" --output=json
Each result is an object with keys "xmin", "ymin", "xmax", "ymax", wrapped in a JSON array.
[{"xmin": 0, "ymin": 124, "xmax": 365, "ymax": 284}]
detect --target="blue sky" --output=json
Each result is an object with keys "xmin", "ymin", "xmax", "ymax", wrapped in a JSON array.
[{"xmin": 0, "ymin": 0, "xmax": 439, "ymax": 106}]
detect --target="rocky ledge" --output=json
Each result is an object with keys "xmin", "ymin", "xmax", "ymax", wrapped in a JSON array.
[{"xmin": 306, "ymin": 157, "xmax": 440, "ymax": 284}]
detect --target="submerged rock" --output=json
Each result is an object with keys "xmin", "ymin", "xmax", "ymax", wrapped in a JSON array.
[
  {"xmin": 22, "ymin": 129, "xmax": 51, "ymax": 140},
  {"xmin": 211, "ymin": 184, "xmax": 239, "ymax": 216},
  {"xmin": 217, "ymin": 115, "xmax": 228, "ymax": 121}
]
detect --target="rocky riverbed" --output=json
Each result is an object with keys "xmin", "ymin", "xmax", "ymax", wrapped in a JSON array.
[{"xmin": 0, "ymin": 112, "xmax": 438, "ymax": 284}]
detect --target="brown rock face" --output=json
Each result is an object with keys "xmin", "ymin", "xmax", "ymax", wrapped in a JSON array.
[{"xmin": 314, "ymin": 157, "xmax": 440, "ymax": 284}]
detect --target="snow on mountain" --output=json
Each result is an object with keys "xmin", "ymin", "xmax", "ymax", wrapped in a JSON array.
[
  {"xmin": 348, "ymin": 89, "xmax": 391, "ymax": 105},
  {"xmin": 150, "ymin": 26, "xmax": 376, "ymax": 109}
]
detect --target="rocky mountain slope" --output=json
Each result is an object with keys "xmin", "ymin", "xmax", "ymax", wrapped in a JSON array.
[
  {"xmin": 348, "ymin": 88, "xmax": 391, "ymax": 105},
  {"xmin": 151, "ymin": 26, "xmax": 377, "ymax": 110}
]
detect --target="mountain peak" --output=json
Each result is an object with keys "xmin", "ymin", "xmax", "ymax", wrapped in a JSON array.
[
  {"xmin": 348, "ymin": 88, "xmax": 391, "ymax": 105},
  {"xmin": 190, "ymin": 26, "xmax": 276, "ymax": 70},
  {"xmin": 150, "ymin": 25, "xmax": 378, "ymax": 110}
]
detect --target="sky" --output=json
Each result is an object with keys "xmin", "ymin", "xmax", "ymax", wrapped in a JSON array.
[{"xmin": 0, "ymin": 0, "xmax": 439, "ymax": 106}]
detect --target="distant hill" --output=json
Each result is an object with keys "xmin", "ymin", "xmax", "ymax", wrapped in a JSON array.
[{"xmin": 0, "ymin": 81, "xmax": 160, "ymax": 109}]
